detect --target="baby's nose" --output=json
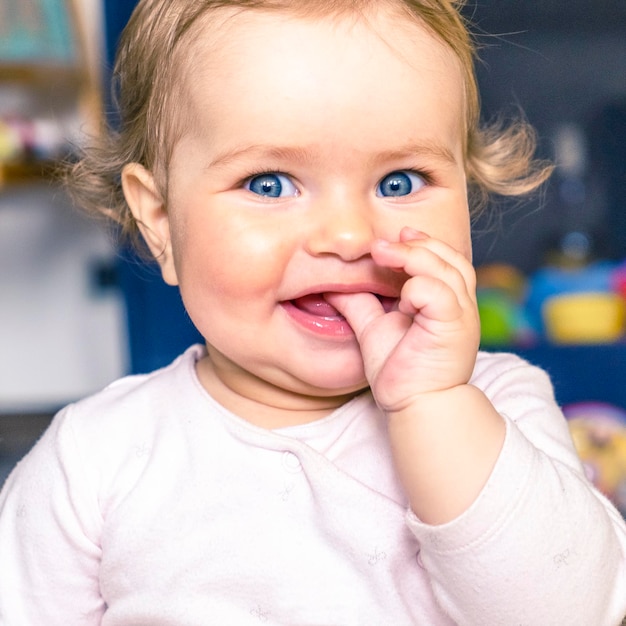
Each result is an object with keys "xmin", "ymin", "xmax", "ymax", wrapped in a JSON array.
[{"xmin": 305, "ymin": 199, "xmax": 376, "ymax": 262}]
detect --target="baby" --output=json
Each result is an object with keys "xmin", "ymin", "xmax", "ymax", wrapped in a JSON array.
[{"xmin": 1, "ymin": 0, "xmax": 625, "ymax": 624}]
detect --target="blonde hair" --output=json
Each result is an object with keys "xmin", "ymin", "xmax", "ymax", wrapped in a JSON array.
[{"xmin": 68, "ymin": 0, "xmax": 552, "ymax": 247}]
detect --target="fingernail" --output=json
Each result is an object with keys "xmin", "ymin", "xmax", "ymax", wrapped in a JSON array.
[{"xmin": 400, "ymin": 226, "xmax": 428, "ymax": 241}]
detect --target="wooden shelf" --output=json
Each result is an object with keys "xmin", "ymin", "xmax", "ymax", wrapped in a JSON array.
[
  {"xmin": 0, "ymin": 161, "xmax": 59, "ymax": 187},
  {"xmin": 0, "ymin": 63, "xmax": 85, "ymax": 89}
]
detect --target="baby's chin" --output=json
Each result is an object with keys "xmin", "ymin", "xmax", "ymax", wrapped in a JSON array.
[
  {"xmin": 285, "ymin": 366, "xmax": 371, "ymax": 403},
  {"xmin": 293, "ymin": 374, "xmax": 369, "ymax": 399}
]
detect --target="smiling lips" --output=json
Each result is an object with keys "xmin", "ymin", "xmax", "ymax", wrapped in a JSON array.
[{"xmin": 281, "ymin": 292, "xmax": 396, "ymax": 338}]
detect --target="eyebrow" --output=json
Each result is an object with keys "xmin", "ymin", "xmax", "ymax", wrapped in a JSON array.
[
  {"xmin": 206, "ymin": 141, "xmax": 458, "ymax": 170},
  {"xmin": 207, "ymin": 145, "xmax": 316, "ymax": 169},
  {"xmin": 369, "ymin": 143, "xmax": 458, "ymax": 167}
]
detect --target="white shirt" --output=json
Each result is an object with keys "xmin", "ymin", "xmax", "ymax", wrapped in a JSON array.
[{"xmin": 1, "ymin": 345, "xmax": 625, "ymax": 625}]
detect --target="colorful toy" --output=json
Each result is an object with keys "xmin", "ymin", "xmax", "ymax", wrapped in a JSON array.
[
  {"xmin": 543, "ymin": 292, "xmax": 626, "ymax": 344},
  {"xmin": 477, "ymin": 259, "xmax": 626, "ymax": 346},
  {"xmin": 476, "ymin": 264, "xmax": 534, "ymax": 347},
  {"xmin": 564, "ymin": 402, "xmax": 626, "ymax": 517}
]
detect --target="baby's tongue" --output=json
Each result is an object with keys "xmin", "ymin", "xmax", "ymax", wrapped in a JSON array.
[{"xmin": 292, "ymin": 293, "xmax": 344, "ymax": 318}]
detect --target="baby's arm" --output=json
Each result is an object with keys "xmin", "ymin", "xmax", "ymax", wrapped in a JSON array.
[
  {"xmin": 328, "ymin": 228, "xmax": 626, "ymax": 623},
  {"xmin": 409, "ymin": 355, "xmax": 626, "ymax": 624},
  {"xmin": 0, "ymin": 408, "xmax": 105, "ymax": 624}
]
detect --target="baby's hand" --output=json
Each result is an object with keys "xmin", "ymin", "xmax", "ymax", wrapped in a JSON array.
[
  {"xmin": 326, "ymin": 227, "xmax": 480, "ymax": 414},
  {"xmin": 329, "ymin": 228, "xmax": 504, "ymax": 524}
]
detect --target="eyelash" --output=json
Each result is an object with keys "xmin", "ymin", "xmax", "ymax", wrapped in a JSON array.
[
  {"xmin": 238, "ymin": 168, "xmax": 437, "ymax": 191},
  {"xmin": 239, "ymin": 168, "xmax": 292, "ymax": 187},
  {"xmin": 401, "ymin": 167, "xmax": 435, "ymax": 187}
]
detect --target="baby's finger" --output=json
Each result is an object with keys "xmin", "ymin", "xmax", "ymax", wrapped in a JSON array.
[
  {"xmin": 372, "ymin": 233, "xmax": 476, "ymax": 292},
  {"xmin": 323, "ymin": 291, "xmax": 385, "ymax": 340},
  {"xmin": 373, "ymin": 239, "xmax": 475, "ymax": 306},
  {"xmin": 398, "ymin": 274, "xmax": 464, "ymax": 323},
  {"xmin": 398, "ymin": 226, "xmax": 429, "ymax": 244}
]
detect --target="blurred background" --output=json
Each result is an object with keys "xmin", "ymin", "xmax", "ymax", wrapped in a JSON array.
[{"xmin": 1, "ymin": 0, "xmax": 626, "ymax": 512}]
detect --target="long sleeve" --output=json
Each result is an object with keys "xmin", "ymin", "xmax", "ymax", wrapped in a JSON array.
[
  {"xmin": 0, "ymin": 407, "xmax": 105, "ymax": 625},
  {"xmin": 2, "ymin": 347, "xmax": 625, "ymax": 624},
  {"xmin": 408, "ymin": 353, "xmax": 626, "ymax": 625}
]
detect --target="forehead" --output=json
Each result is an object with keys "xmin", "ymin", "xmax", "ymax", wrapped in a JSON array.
[
  {"xmin": 187, "ymin": 4, "xmax": 462, "ymax": 79},
  {"xmin": 173, "ymin": 6, "xmax": 465, "ymax": 157}
]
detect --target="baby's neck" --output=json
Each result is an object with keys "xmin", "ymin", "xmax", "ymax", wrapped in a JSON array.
[{"xmin": 195, "ymin": 353, "xmax": 365, "ymax": 429}]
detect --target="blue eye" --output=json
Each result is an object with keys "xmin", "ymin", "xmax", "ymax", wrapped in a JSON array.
[
  {"xmin": 245, "ymin": 173, "xmax": 298, "ymax": 198},
  {"xmin": 377, "ymin": 171, "xmax": 425, "ymax": 197}
]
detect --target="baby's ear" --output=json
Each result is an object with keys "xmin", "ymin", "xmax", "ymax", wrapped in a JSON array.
[{"xmin": 122, "ymin": 163, "xmax": 178, "ymax": 286}]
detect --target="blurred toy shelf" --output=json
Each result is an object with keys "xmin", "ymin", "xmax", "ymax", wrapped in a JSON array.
[
  {"xmin": 476, "ymin": 258, "xmax": 626, "ymax": 410},
  {"xmin": 0, "ymin": 67, "xmax": 95, "ymax": 190},
  {"xmin": 0, "ymin": 0, "xmax": 126, "ymax": 416},
  {"xmin": 0, "ymin": 0, "xmax": 102, "ymax": 191}
]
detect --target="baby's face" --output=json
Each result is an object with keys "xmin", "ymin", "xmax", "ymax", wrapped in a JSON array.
[{"xmin": 161, "ymin": 7, "xmax": 471, "ymax": 417}]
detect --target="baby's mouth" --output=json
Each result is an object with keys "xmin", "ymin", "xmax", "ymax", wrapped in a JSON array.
[
  {"xmin": 290, "ymin": 292, "xmax": 397, "ymax": 318},
  {"xmin": 282, "ymin": 291, "xmax": 397, "ymax": 337},
  {"xmin": 291, "ymin": 294, "xmax": 344, "ymax": 319}
]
